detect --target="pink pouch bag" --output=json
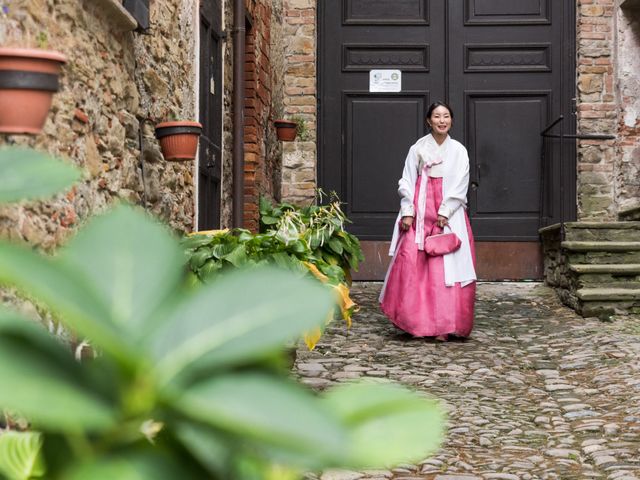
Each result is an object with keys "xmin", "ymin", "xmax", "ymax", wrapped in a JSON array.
[{"xmin": 424, "ymin": 223, "xmax": 461, "ymax": 256}]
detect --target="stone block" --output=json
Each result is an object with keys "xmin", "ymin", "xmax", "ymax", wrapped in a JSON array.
[{"xmin": 579, "ymin": 195, "xmax": 613, "ymax": 216}]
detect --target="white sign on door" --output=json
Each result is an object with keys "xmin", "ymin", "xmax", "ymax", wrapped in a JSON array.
[{"xmin": 369, "ymin": 69, "xmax": 402, "ymax": 92}]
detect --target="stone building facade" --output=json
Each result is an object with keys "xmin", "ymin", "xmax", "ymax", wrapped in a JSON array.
[
  {"xmin": 1, "ymin": 0, "xmax": 638, "ymax": 246},
  {"xmin": 0, "ymin": 0, "xmax": 202, "ymax": 247}
]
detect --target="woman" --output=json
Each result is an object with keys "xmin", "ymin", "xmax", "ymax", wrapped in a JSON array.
[{"xmin": 379, "ymin": 102, "xmax": 477, "ymax": 341}]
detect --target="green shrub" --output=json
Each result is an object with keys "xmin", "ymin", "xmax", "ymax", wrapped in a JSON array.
[
  {"xmin": 259, "ymin": 192, "xmax": 365, "ymax": 283},
  {"xmin": 0, "ymin": 147, "xmax": 444, "ymax": 480}
]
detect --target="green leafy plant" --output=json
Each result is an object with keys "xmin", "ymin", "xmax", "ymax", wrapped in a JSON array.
[
  {"xmin": 36, "ymin": 32, "xmax": 48, "ymax": 49},
  {"xmin": 259, "ymin": 192, "xmax": 364, "ymax": 284},
  {"xmin": 180, "ymin": 228, "xmax": 356, "ymax": 349},
  {"xmin": 0, "ymin": 147, "xmax": 444, "ymax": 479},
  {"xmin": 181, "ymin": 229, "xmax": 310, "ymax": 285},
  {"xmin": 290, "ymin": 116, "xmax": 310, "ymax": 141}
]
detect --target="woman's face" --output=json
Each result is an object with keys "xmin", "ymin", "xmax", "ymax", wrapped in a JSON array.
[{"xmin": 427, "ymin": 106, "xmax": 452, "ymax": 136}]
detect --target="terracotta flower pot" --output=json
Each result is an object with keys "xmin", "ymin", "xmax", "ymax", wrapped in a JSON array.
[
  {"xmin": 274, "ymin": 119, "xmax": 298, "ymax": 141},
  {"xmin": 0, "ymin": 48, "xmax": 67, "ymax": 134},
  {"xmin": 155, "ymin": 121, "xmax": 203, "ymax": 161}
]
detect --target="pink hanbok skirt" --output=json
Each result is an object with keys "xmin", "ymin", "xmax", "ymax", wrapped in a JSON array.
[{"xmin": 380, "ymin": 176, "xmax": 476, "ymax": 338}]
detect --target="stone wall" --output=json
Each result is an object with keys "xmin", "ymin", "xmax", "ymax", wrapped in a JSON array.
[
  {"xmin": 576, "ymin": 0, "xmax": 640, "ymax": 219},
  {"xmin": 0, "ymin": 0, "xmax": 199, "ymax": 249},
  {"xmin": 281, "ymin": 0, "xmax": 317, "ymax": 206},
  {"xmin": 576, "ymin": 0, "xmax": 618, "ymax": 220},
  {"xmin": 221, "ymin": 0, "xmax": 235, "ymax": 228},
  {"xmin": 243, "ymin": 0, "xmax": 283, "ymax": 232}
]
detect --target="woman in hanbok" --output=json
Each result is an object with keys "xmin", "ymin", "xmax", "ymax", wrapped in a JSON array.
[{"xmin": 379, "ymin": 102, "xmax": 477, "ymax": 341}]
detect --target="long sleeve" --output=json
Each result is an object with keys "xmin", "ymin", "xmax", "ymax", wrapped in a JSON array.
[
  {"xmin": 398, "ymin": 145, "xmax": 418, "ymax": 217},
  {"xmin": 438, "ymin": 147, "xmax": 470, "ymax": 219}
]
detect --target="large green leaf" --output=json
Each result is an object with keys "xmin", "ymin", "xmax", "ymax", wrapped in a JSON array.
[
  {"xmin": 174, "ymin": 422, "xmax": 230, "ymax": 476},
  {"xmin": 60, "ymin": 205, "xmax": 186, "ymax": 337},
  {"xmin": 173, "ymin": 373, "xmax": 346, "ymax": 463},
  {"xmin": 0, "ymin": 148, "xmax": 81, "ymax": 204},
  {"xmin": 0, "ymin": 242, "xmax": 134, "ymax": 365},
  {"xmin": 0, "ymin": 431, "xmax": 45, "ymax": 480},
  {"xmin": 0, "ymin": 314, "xmax": 115, "ymax": 431},
  {"xmin": 322, "ymin": 381, "xmax": 445, "ymax": 468},
  {"xmin": 148, "ymin": 268, "xmax": 334, "ymax": 384},
  {"xmin": 180, "ymin": 234, "xmax": 214, "ymax": 250},
  {"xmin": 63, "ymin": 451, "xmax": 192, "ymax": 480}
]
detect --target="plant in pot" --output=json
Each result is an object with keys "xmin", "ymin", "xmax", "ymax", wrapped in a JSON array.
[
  {"xmin": 274, "ymin": 118, "xmax": 298, "ymax": 141},
  {"xmin": 154, "ymin": 119, "xmax": 203, "ymax": 161},
  {"xmin": 0, "ymin": 46, "xmax": 67, "ymax": 134}
]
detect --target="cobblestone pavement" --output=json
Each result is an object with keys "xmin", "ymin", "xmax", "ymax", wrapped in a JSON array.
[{"xmin": 294, "ymin": 282, "xmax": 640, "ymax": 480}]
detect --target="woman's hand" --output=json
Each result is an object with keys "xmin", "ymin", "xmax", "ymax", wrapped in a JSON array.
[
  {"xmin": 436, "ymin": 215, "xmax": 448, "ymax": 228},
  {"xmin": 401, "ymin": 216, "xmax": 414, "ymax": 231}
]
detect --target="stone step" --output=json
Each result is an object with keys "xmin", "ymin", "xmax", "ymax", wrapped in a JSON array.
[
  {"xmin": 567, "ymin": 251, "xmax": 640, "ymax": 265},
  {"xmin": 579, "ymin": 300, "xmax": 640, "ymax": 318},
  {"xmin": 563, "ymin": 222, "xmax": 640, "ymax": 241},
  {"xmin": 569, "ymin": 263, "xmax": 640, "ymax": 274},
  {"xmin": 576, "ymin": 287, "xmax": 640, "ymax": 301},
  {"xmin": 619, "ymin": 204, "xmax": 640, "ymax": 221},
  {"xmin": 562, "ymin": 241, "xmax": 640, "ymax": 252},
  {"xmin": 576, "ymin": 287, "xmax": 640, "ymax": 317},
  {"xmin": 563, "ymin": 242, "xmax": 640, "ymax": 265},
  {"xmin": 578, "ymin": 281, "xmax": 640, "ymax": 291},
  {"xmin": 569, "ymin": 264, "xmax": 640, "ymax": 285}
]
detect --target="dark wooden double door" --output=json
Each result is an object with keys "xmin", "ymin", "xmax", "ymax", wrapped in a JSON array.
[{"xmin": 319, "ymin": 0, "xmax": 576, "ymax": 279}]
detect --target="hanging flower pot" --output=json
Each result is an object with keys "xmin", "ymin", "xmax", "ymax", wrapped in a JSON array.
[
  {"xmin": 0, "ymin": 48, "xmax": 67, "ymax": 134},
  {"xmin": 154, "ymin": 121, "xmax": 203, "ymax": 161},
  {"xmin": 274, "ymin": 119, "xmax": 298, "ymax": 142}
]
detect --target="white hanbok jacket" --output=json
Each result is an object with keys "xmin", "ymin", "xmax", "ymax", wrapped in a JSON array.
[{"xmin": 388, "ymin": 134, "xmax": 477, "ymax": 287}]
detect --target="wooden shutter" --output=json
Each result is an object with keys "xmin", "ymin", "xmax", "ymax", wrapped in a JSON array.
[{"xmin": 123, "ymin": 0, "xmax": 149, "ymax": 31}]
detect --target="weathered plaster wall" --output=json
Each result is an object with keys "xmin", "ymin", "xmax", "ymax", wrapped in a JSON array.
[
  {"xmin": 0, "ymin": 0, "xmax": 198, "ymax": 249},
  {"xmin": 616, "ymin": 5, "xmax": 640, "ymax": 210}
]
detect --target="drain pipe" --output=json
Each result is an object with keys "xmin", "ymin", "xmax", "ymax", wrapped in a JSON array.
[{"xmin": 232, "ymin": 0, "xmax": 246, "ymax": 228}]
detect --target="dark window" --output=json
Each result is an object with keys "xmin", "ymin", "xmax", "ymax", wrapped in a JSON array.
[{"xmin": 123, "ymin": 0, "xmax": 149, "ymax": 31}]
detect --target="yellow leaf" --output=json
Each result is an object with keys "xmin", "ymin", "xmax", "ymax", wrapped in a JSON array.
[
  {"xmin": 333, "ymin": 282, "xmax": 357, "ymax": 328},
  {"xmin": 187, "ymin": 229, "xmax": 229, "ymax": 237},
  {"xmin": 303, "ymin": 326, "xmax": 322, "ymax": 351},
  {"xmin": 303, "ymin": 261, "xmax": 329, "ymax": 283},
  {"xmin": 266, "ymin": 464, "xmax": 301, "ymax": 480}
]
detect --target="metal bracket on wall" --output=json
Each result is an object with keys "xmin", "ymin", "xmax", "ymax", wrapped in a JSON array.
[{"xmin": 541, "ymin": 115, "xmax": 616, "ymax": 140}]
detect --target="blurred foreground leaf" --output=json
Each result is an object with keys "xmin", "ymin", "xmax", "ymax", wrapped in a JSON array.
[
  {"xmin": 0, "ymin": 148, "xmax": 80, "ymax": 204},
  {"xmin": 323, "ymin": 381, "xmax": 445, "ymax": 468}
]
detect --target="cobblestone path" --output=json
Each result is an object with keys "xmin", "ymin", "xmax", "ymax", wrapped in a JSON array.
[{"xmin": 294, "ymin": 282, "xmax": 640, "ymax": 480}]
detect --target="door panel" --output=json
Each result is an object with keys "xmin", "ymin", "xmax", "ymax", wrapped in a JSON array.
[
  {"xmin": 346, "ymin": 94, "xmax": 427, "ymax": 236},
  {"xmin": 344, "ymin": 0, "xmax": 430, "ymax": 24},
  {"xmin": 465, "ymin": 0, "xmax": 550, "ymax": 24},
  {"xmin": 466, "ymin": 93, "xmax": 549, "ymax": 240}
]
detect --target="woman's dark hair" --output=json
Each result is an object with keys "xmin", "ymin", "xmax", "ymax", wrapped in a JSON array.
[{"xmin": 426, "ymin": 101, "xmax": 454, "ymax": 120}]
